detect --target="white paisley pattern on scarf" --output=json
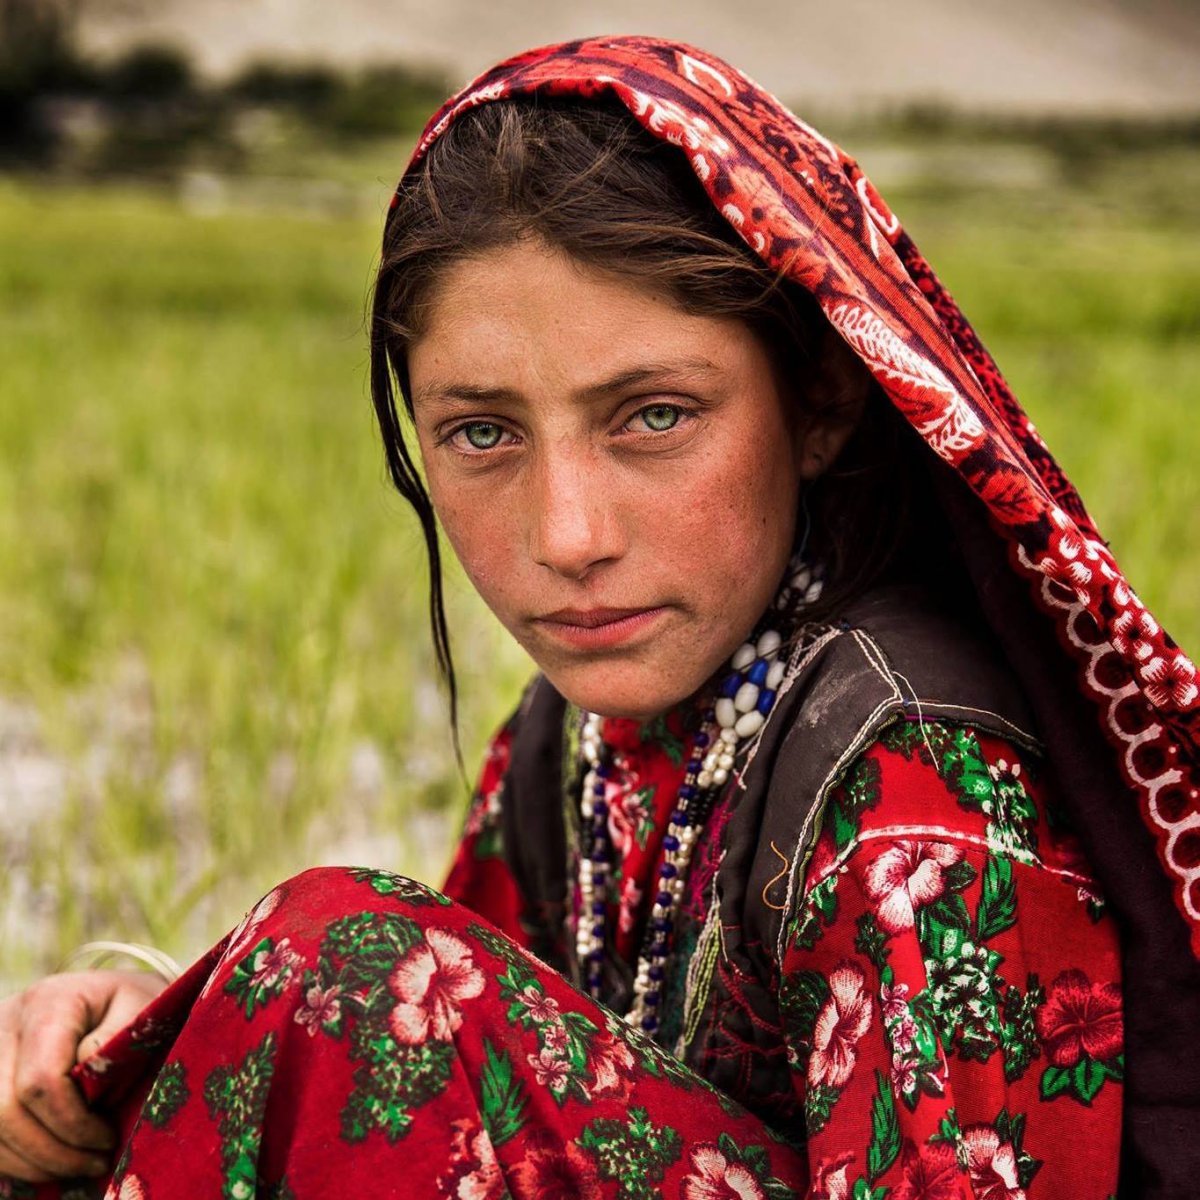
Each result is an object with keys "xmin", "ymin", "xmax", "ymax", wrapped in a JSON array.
[{"xmin": 826, "ymin": 300, "xmax": 985, "ymax": 461}]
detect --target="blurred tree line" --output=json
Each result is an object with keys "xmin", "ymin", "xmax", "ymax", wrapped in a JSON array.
[
  {"xmin": 3, "ymin": 0, "xmax": 1196, "ymax": 180},
  {"xmin": 0, "ymin": 0, "xmax": 450, "ymax": 173}
]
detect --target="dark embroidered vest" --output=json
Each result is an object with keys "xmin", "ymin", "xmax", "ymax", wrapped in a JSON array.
[{"xmin": 500, "ymin": 583, "xmax": 1038, "ymax": 1129}]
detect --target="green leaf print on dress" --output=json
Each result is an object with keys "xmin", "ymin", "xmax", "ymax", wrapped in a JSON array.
[
  {"xmin": 341, "ymin": 916, "xmax": 484, "ymax": 1143},
  {"xmin": 789, "ymin": 874, "xmax": 840, "ymax": 951},
  {"xmin": 480, "ymin": 920, "xmax": 637, "ymax": 1107},
  {"xmin": 866, "ymin": 1070, "xmax": 901, "ymax": 1181},
  {"xmin": 576, "ymin": 1106, "xmax": 683, "ymax": 1200},
  {"xmin": 881, "ymin": 722, "xmax": 1040, "ymax": 860},
  {"xmin": 204, "ymin": 1031, "xmax": 277, "ymax": 1200},
  {"xmin": 143, "ymin": 1061, "xmax": 189, "ymax": 1129},
  {"xmin": 639, "ymin": 713, "xmax": 685, "ymax": 766},
  {"xmin": 976, "ymin": 855, "xmax": 1017, "ymax": 941},
  {"xmin": 999, "ymin": 974, "xmax": 1045, "ymax": 1083},
  {"xmin": 831, "ymin": 755, "xmax": 883, "ymax": 851},
  {"xmin": 224, "ymin": 938, "xmax": 302, "ymax": 1019},
  {"xmin": 479, "ymin": 1038, "xmax": 529, "ymax": 1147},
  {"xmin": 341, "ymin": 1023, "xmax": 456, "ymax": 1144},
  {"xmin": 291, "ymin": 909, "xmax": 483, "ymax": 1146},
  {"xmin": 926, "ymin": 936, "xmax": 1005, "ymax": 1063},
  {"xmin": 349, "ymin": 868, "xmax": 452, "ymax": 905}
]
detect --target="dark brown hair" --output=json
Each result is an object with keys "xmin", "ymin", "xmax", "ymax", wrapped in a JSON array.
[{"xmin": 369, "ymin": 96, "xmax": 949, "ymax": 726}]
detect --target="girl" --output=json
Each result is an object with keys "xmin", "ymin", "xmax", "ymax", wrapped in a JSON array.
[{"xmin": 2, "ymin": 35, "xmax": 1197, "ymax": 1199}]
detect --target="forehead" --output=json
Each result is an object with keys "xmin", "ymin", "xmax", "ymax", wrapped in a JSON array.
[{"xmin": 409, "ymin": 240, "xmax": 754, "ymax": 396}]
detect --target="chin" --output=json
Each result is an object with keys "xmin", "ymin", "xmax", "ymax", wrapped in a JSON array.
[{"xmin": 545, "ymin": 660, "xmax": 708, "ymax": 722}]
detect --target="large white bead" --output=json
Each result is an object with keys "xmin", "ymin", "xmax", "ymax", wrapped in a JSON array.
[
  {"xmin": 791, "ymin": 567, "xmax": 811, "ymax": 592},
  {"xmin": 697, "ymin": 770, "xmax": 713, "ymax": 788},
  {"xmin": 735, "ymin": 710, "xmax": 765, "ymax": 738},
  {"xmin": 720, "ymin": 727, "xmax": 738, "ymax": 745},
  {"xmin": 717, "ymin": 753, "xmax": 734, "ymax": 770},
  {"xmin": 712, "ymin": 767, "xmax": 729, "ymax": 786},
  {"xmin": 731, "ymin": 643, "xmax": 756, "ymax": 670},
  {"xmin": 715, "ymin": 698, "xmax": 737, "ymax": 728},
  {"xmin": 766, "ymin": 660, "xmax": 785, "ymax": 690},
  {"xmin": 805, "ymin": 581, "xmax": 823, "ymax": 603},
  {"xmin": 734, "ymin": 681, "xmax": 760, "ymax": 713},
  {"xmin": 756, "ymin": 629, "xmax": 782, "ymax": 658}
]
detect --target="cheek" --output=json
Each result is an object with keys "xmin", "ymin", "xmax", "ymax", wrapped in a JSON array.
[
  {"xmin": 426, "ymin": 474, "xmax": 521, "ymax": 615},
  {"xmin": 679, "ymin": 420, "xmax": 800, "ymax": 590}
]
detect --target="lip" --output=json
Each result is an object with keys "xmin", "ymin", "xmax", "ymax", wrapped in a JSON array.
[{"xmin": 533, "ymin": 605, "xmax": 669, "ymax": 650}]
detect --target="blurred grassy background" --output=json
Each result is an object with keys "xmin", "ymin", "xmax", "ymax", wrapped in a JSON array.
[
  {"xmin": 1, "ymin": 71, "xmax": 1198, "ymax": 987},
  {"xmin": 0, "ymin": 159, "xmax": 536, "ymax": 988}
]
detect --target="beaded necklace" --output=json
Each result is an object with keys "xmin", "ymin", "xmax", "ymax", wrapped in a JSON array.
[{"xmin": 576, "ymin": 559, "xmax": 824, "ymax": 1032}]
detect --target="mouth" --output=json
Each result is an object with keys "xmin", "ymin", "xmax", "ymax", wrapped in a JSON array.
[{"xmin": 532, "ymin": 606, "xmax": 670, "ymax": 650}]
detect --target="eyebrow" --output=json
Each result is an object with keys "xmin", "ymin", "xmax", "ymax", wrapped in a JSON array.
[{"xmin": 412, "ymin": 357, "xmax": 721, "ymax": 409}]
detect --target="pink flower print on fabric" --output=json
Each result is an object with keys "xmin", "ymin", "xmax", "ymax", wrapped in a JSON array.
[
  {"xmin": 515, "ymin": 984, "xmax": 561, "ymax": 1025},
  {"xmin": 542, "ymin": 1021, "xmax": 569, "ymax": 1053},
  {"xmin": 891, "ymin": 1139, "xmax": 963, "ymax": 1200},
  {"xmin": 437, "ymin": 1117, "xmax": 505, "ymax": 1200},
  {"xmin": 682, "ymin": 1142, "xmax": 767, "ymax": 1200},
  {"xmin": 510, "ymin": 1130, "xmax": 603, "ymax": 1200},
  {"xmin": 1141, "ymin": 652, "xmax": 1200, "ymax": 710},
  {"xmin": 104, "ymin": 1176, "xmax": 147, "ymax": 1200},
  {"xmin": 249, "ymin": 938, "xmax": 301, "ymax": 990},
  {"xmin": 811, "ymin": 1152, "xmax": 855, "ymax": 1200},
  {"xmin": 199, "ymin": 884, "xmax": 283, "ymax": 1001},
  {"xmin": 388, "ymin": 927, "xmax": 486, "ymax": 1045},
  {"xmin": 527, "ymin": 1044, "xmax": 571, "ymax": 1095},
  {"xmin": 962, "ymin": 1123, "xmax": 1027, "ymax": 1200},
  {"xmin": 583, "ymin": 1032, "xmax": 635, "ymax": 1099},
  {"xmin": 808, "ymin": 962, "xmax": 873, "ymax": 1090},
  {"xmin": 293, "ymin": 983, "xmax": 342, "ymax": 1037},
  {"xmin": 863, "ymin": 840, "xmax": 966, "ymax": 934}
]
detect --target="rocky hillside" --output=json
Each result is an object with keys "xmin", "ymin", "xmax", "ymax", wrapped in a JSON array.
[{"xmin": 77, "ymin": 0, "xmax": 1200, "ymax": 116}]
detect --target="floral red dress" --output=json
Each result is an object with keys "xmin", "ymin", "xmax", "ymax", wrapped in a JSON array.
[{"xmin": 17, "ymin": 705, "xmax": 1123, "ymax": 1200}]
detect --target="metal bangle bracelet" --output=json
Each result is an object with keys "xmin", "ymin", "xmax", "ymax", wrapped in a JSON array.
[{"xmin": 56, "ymin": 941, "xmax": 183, "ymax": 984}]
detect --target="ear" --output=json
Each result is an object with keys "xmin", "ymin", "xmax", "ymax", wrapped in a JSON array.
[{"xmin": 794, "ymin": 321, "xmax": 873, "ymax": 480}]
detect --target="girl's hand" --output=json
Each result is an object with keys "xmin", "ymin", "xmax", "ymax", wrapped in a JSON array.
[{"xmin": 0, "ymin": 970, "xmax": 165, "ymax": 1182}]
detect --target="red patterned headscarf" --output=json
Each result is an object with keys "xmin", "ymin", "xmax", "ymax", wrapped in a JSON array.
[{"xmin": 392, "ymin": 37, "xmax": 1200, "ymax": 957}]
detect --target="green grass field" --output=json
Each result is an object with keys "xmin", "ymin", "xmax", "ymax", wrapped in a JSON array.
[{"xmin": 1, "ymin": 132, "xmax": 1197, "ymax": 987}]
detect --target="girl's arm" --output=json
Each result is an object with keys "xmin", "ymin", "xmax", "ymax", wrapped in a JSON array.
[{"xmin": 777, "ymin": 723, "xmax": 1124, "ymax": 1198}]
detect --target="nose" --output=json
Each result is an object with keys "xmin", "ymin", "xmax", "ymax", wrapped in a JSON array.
[{"xmin": 528, "ymin": 445, "xmax": 624, "ymax": 581}]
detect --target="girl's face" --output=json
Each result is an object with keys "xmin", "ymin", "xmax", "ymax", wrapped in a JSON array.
[{"xmin": 408, "ymin": 238, "xmax": 821, "ymax": 720}]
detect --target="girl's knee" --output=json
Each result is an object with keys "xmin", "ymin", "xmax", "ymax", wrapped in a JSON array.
[
  {"xmin": 205, "ymin": 867, "xmax": 468, "ymax": 1003},
  {"xmin": 247, "ymin": 865, "xmax": 459, "ymax": 930}
]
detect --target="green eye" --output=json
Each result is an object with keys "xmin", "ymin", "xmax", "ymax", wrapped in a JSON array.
[
  {"xmin": 640, "ymin": 404, "xmax": 680, "ymax": 432},
  {"xmin": 463, "ymin": 422, "xmax": 503, "ymax": 450}
]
